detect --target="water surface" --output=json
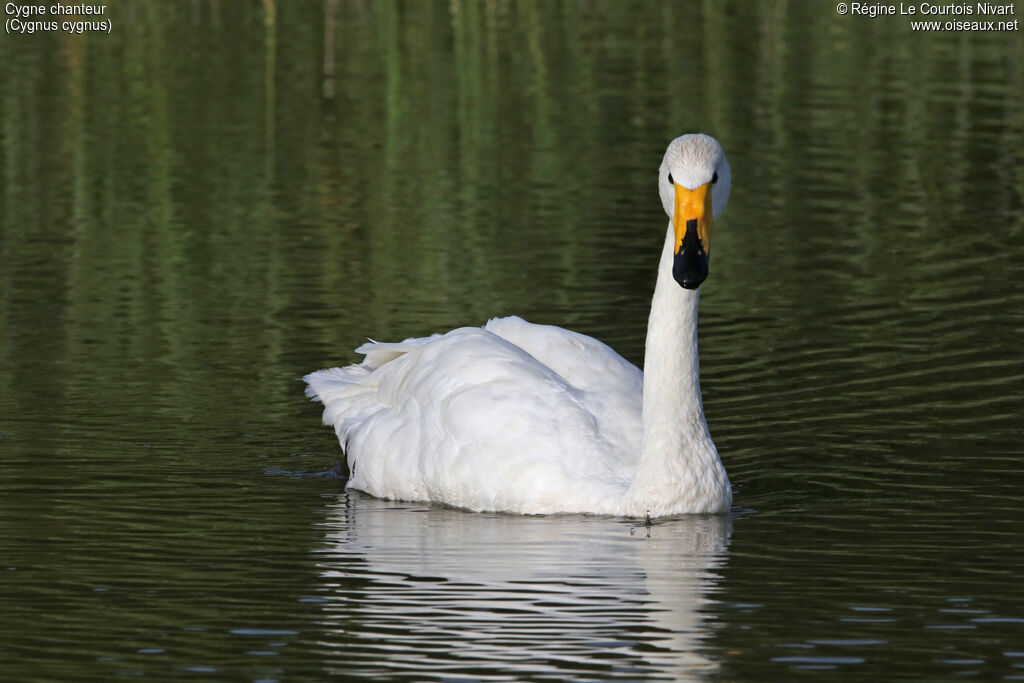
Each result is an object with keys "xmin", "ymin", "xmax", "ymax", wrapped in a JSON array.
[{"xmin": 2, "ymin": 1, "xmax": 1023, "ymax": 680}]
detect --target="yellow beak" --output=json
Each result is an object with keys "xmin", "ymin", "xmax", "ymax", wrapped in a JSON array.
[
  {"xmin": 671, "ymin": 181, "xmax": 713, "ymax": 289},
  {"xmin": 673, "ymin": 182, "xmax": 713, "ymax": 256}
]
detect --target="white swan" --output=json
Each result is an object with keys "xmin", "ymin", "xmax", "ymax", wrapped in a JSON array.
[{"xmin": 306, "ymin": 134, "xmax": 732, "ymax": 517}]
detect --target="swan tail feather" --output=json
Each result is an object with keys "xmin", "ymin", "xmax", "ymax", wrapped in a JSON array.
[
  {"xmin": 303, "ymin": 366, "xmax": 380, "ymax": 450},
  {"xmin": 354, "ymin": 334, "xmax": 440, "ymax": 369},
  {"xmin": 305, "ymin": 334, "xmax": 438, "ymax": 449}
]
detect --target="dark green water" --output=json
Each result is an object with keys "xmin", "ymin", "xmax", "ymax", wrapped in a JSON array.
[{"xmin": 2, "ymin": 1, "xmax": 1023, "ymax": 680}]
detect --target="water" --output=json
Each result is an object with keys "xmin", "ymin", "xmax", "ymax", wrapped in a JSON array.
[{"xmin": 2, "ymin": 1, "xmax": 1023, "ymax": 680}]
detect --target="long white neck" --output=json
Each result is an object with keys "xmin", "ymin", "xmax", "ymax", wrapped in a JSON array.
[{"xmin": 625, "ymin": 222, "xmax": 731, "ymax": 515}]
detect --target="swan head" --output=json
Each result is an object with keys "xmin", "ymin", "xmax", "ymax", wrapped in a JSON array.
[{"xmin": 658, "ymin": 134, "xmax": 731, "ymax": 290}]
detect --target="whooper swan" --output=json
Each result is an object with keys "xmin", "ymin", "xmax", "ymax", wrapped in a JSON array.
[{"xmin": 305, "ymin": 134, "xmax": 733, "ymax": 517}]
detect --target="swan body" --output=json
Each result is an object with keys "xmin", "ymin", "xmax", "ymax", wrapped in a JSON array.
[{"xmin": 306, "ymin": 134, "xmax": 733, "ymax": 517}]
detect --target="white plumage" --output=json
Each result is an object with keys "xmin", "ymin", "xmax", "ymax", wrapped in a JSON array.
[{"xmin": 306, "ymin": 134, "xmax": 733, "ymax": 517}]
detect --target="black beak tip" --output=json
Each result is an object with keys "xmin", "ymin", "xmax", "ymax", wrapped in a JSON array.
[
  {"xmin": 673, "ymin": 218, "xmax": 709, "ymax": 289},
  {"xmin": 672, "ymin": 251, "xmax": 708, "ymax": 290},
  {"xmin": 678, "ymin": 277, "xmax": 703, "ymax": 290}
]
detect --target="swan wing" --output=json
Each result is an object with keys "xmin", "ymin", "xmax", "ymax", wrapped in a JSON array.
[
  {"xmin": 483, "ymin": 316, "xmax": 643, "ymax": 397},
  {"xmin": 483, "ymin": 316, "xmax": 643, "ymax": 462},
  {"xmin": 305, "ymin": 321, "xmax": 642, "ymax": 513}
]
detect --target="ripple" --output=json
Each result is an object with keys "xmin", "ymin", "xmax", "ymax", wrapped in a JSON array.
[{"xmin": 771, "ymin": 656, "xmax": 866, "ymax": 665}]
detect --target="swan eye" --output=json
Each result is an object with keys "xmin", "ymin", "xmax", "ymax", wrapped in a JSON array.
[
  {"xmin": 712, "ymin": 172, "xmax": 718, "ymax": 184},
  {"xmin": 667, "ymin": 172, "xmax": 674, "ymax": 185}
]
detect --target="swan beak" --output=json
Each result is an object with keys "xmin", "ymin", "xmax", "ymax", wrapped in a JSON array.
[{"xmin": 672, "ymin": 182, "xmax": 713, "ymax": 289}]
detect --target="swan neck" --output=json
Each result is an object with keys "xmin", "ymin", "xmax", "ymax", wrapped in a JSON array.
[{"xmin": 628, "ymin": 222, "xmax": 731, "ymax": 514}]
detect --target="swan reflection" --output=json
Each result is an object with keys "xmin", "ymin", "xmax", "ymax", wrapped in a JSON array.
[{"xmin": 314, "ymin": 493, "xmax": 732, "ymax": 681}]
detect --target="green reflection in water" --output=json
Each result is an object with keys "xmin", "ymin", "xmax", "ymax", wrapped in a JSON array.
[{"xmin": 1, "ymin": 1, "xmax": 1022, "ymax": 681}]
